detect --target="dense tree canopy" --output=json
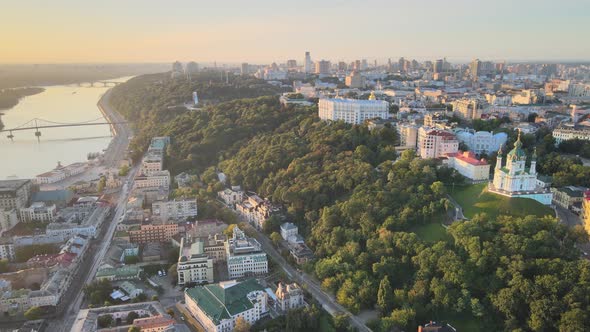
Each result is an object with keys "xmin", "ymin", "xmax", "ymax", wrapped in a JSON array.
[{"xmin": 110, "ymin": 73, "xmax": 590, "ymax": 331}]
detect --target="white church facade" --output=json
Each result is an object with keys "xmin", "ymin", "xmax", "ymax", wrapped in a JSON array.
[{"xmin": 489, "ymin": 132, "xmax": 553, "ymax": 205}]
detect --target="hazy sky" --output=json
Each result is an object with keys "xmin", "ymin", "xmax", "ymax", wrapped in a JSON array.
[{"xmin": 1, "ymin": 0, "xmax": 589, "ymax": 64}]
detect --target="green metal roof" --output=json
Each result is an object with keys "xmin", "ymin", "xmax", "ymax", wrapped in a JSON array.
[{"xmin": 185, "ymin": 279, "xmax": 265, "ymax": 325}]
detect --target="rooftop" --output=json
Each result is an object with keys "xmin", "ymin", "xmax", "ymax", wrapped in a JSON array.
[
  {"xmin": 447, "ymin": 151, "xmax": 489, "ymax": 166},
  {"xmin": 185, "ymin": 278, "xmax": 265, "ymax": 325}
]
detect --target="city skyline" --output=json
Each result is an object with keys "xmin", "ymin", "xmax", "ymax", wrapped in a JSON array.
[{"xmin": 1, "ymin": 0, "xmax": 589, "ymax": 64}]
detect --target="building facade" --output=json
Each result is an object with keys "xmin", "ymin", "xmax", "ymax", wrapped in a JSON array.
[
  {"xmin": 446, "ymin": 151, "xmax": 490, "ymax": 181},
  {"xmin": 318, "ymin": 97, "xmax": 389, "ymax": 125},
  {"xmin": 225, "ymin": 227, "xmax": 268, "ymax": 279},
  {"xmin": 19, "ymin": 202, "xmax": 57, "ymax": 222},
  {"xmin": 0, "ymin": 180, "xmax": 32, "ymax": 211},
  {"xmin": 184, "ymin": 279, "xmax": 268, "ymax": 332},
  {"xmin": 417, "ymin": 128, "xmax": 459, "ymax": 159},
  {"xmin": 177, "ymin": 238, "xmax": 214, "ymax": 285},
  {"xmin": 128, "ymin": 224, "xmax": 179, "ymax": 244},
  {"xmin": 152, "ymin": 198, "xmax": 197, "ymax": 222},
  {"xmin": 455, "ymin": 129, "xmax": 508, "ymax": 154}
]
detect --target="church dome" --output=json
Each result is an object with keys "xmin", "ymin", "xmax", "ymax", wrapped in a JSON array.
[{"xmin": 507, "ymin": 130, "xmax": 526, "ymax": 159}]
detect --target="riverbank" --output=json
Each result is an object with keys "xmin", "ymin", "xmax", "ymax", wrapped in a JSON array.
[
  {"xmin": 96, "ymin": 88, "xmax": 133, "ymax": 169},
  {"xmin": 0, "ymin": 87, "xmax": 45, "ymax": 110}
]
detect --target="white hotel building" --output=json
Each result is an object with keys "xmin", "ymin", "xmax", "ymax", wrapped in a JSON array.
[
  {"xmin": 318, "ymin": 95, "xmax": 389, "ymax": 125},
  {"xmin": 225, "ymin": 227, "xmax": 267, "ymax": 279}
]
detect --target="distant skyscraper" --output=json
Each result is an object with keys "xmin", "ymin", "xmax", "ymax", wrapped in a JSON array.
[
  {"xmin": 433, "ymin": 59, "xmax": 443, "ymax": 73},
  {"xmin": 304, "ymin": 52, "xmax": 312, "ymax": 73},
  {"xmin": 172, "ymin": 61, "xmax": 184, "ymax": 73},
  {"xmin": 398, "ymin": 57, "xmax": 407, "ymax": 73},
  {"xmin": 287, "ymin": 59, "xmax": 297, "ymax": 69},
  {"xmin": 338, "ymin": 61, "xmax": 347, "ymax": 72},
  {"xmin": 315, "ymin": 60, "xmax": 331, "ymax": 75},
  {"xmin": 186, "ymin": 62, "xmax": 199, "ymax": 74},
  {"xmin": 470, "ymin": 59, "xmax": 481, "ymax": 80},
  {"xmin": 241, "ymin": 63, "xmax": 249, "ymax": 76},
  {"xmin": 361, "ymin": 59, "xmax": 368, "ymax": 70}
]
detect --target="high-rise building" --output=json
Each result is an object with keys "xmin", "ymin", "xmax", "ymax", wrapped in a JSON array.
[
  {"xmin": 304, "ymin": 51, "xmax": 312, "ymax": 73},
  {"xmin": 361, "ymin": 59, "xmax": 368, "ymax": 70},
  {"xmin": 241, "ymin": 63, "xmax": 249, "ymax": 76},
  {"xmin": 345, "ymin": 71, "xmax": 365, "ymax": 88},
  {"xmin": 337, "ymin": 61, "xmax": 347, "ymax": 72},
  {"xmin": 470, "ymin": 59, "xmax": 481, "ymax": 80},
  {"xmin": 286, "ymin": 59, "xmax": 297, "ymax": 69},
  {"xmin": 433, "ymin": 59, "xmax": 443, "ymax": 73},
  {"xmin": 186, "ymin": 62, "xmax": 199, "ymax": 74},
  {"xmin": 451, "ymin": 99, "xmax": 483, "ymax": 120},
  {"xmin": 315, "ymin": 60, "xmax": 331, "ymax": 75}
]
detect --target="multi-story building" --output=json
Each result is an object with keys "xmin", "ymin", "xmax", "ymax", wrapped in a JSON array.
[
  {"xmin": 152, "ymin": 198, "xmax": 197, "ymax": 222},
  {"xmin": 315, "ymin": 60, "xmax": 331, "ymax": 75},
  {"xmin": 0, "ymin": 180, "xmax": 32, "ymax": 210},
  {"xmin": 19, "ymin": 202, "xmax": 57, "ymax": 222},
  {"xmin": 512, "ymin": 89, "xmax": 544, "ymax": 105},
  {"xmin": 148, "ymin": 136, "xmax": 170, "ymax": 155},
  {"xmin": 177, "ymin": 238, "xmax": 214, "ymax": 285},
  {"xmin": 445, "ymin": 151, "xmax": 490, "ymax": 182},
  {"xmin": 398, "ymin": 123, "xmax": 419, "ymax": 148},
  {"xmin": 201, "ymin": 233, "xmax": 226, "ymax": 262},
  {"xmin": 218, "ymin": 186, "xmax": 244, "ymax": 208},
  {"xmin": 128, "ymin": 223, "xmax": 179, "ymax": 244},
  {"xmin": 552, "ymin": 126, "xmax": 590, "ymax": 145},
  {"xmin": 225, "ymin": 227, "xmax": 267, "ymax": 279},
  {"xmin": 455, "ymin": 129, "xmax": 508, "ymax": 154},
  {"xmin": 184, "ymin": 279, "xmax": 268, "ymax": 332},
  {"xmin": 417, "ymin": 128, "xmax": 459, "ymax": 159},
  {"xmin": 0, "ymin": 209, "xmax": 19, "ymax": 234},
  {"xmin": 318, "ymin": 96, "xmax": 389, "ymax": 125},
  {"xmin": 304, "ymin": 52, "xmax": 312, "ymax": 74},
  {"xmin": 345, "ymin": 71, "xmax": 365, "ymax": 88},
  {"xmin": 133, "ymin": 170, "xmax": 171, "ymax": 189},
  {"xmin": 280, "ymin": 222, "xmax": 298, "ymax": 242},
  {"xmin": 551, "ymin": 186, "xmax": 586, "ymax": 211},
  {"xmin": 451, "ymin": 99, "xmax": 482, "ymax": 120},
  {"xmin": 140, "ymin": 152, "xmax": 164, "ymax": 176},
  {"xmin": 275, "ymin": 282, "xmax": 304, "ymax": 312},
  {"xmin": 236, "ymin": 194, "xmax": 277, "ymax": 230},
  {"xmin": 0, "ymin": 238, "xmax": 15, "ymax": 261}
]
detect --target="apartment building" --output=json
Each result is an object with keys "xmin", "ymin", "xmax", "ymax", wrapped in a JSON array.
[
  {"xmin": 417, "ymin": 128, "xmax": 459, "ymax": 159},
  {"xmin": 177, "ymin": 238, "xmax": 214, "ymax": 285},
  {"xmin": 128, "ymin": 223, "xmax": 179, "ymax": 244},
  {"xmin": 318, "ymin": 96, "xmax": 389, "ymax": 125},
  {"xmin": 0, "ymin": 180, "xmax": 32, "ymax": 210},
  {"xmin": 152, "ymin": 198, "xmax": 197, "ymax": 222}
]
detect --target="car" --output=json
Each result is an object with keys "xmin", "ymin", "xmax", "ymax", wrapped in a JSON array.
[
  {"xmin": 158, "ymin": 271, "xmax": 163, "ymax": 277},
  {"xmin": 180, "ymin": 316, "xmax": 185, "ymax": 321}
]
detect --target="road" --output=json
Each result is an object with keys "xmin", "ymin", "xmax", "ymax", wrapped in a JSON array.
[
  {"xmin": 49, "ymin": 88, "xmax": 137, "ymax": 332},
  {"xmin": 98, "ymin": 88, "xmax": 132, "ymax": 169},
  {"xmin": 58, "ymin": 167, "xmax": 138, "ymax": 331},
  {"xmin": 242, "ymin": 223, "xmax": 371, "ymax": 332}
]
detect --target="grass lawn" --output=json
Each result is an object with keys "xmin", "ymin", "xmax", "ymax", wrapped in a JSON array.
[
  {"xmin": 449, "ymin": 183, "xmax": 554, "ymax": 219},
  {"xmin": 411, "ymin": 219, "xmax": 452, "ymax": 243}
]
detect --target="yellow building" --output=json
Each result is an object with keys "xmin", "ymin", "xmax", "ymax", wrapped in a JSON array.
[{"xmin": 583, "ymin": 191, "xmax": 590, "ymax": 235}]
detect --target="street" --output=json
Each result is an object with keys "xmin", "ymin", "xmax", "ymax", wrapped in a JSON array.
[{"xmin": 242, "ymin": 223, "xmax": 371, "ymax": 332}]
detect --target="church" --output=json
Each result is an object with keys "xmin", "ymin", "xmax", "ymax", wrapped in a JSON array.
[{"xmin": 489, "ymin": 131, "xmax": 553, "ymax": 205}]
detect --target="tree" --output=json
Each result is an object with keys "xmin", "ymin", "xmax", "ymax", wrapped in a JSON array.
[
  {"xmin": 128, "ymin": 327, "xmax": 141, "ymax": 332},
  {"xmin": 24, "ymin": 306, "xmax": 42, "ymax": 320},
  {"xmin": 270, "ymin": 232, "xmax": 282, "ymax": 247},
  {"xmin": 233, "ymin": 317, "xmax": 251, "ymax": 332},
  {"xmin": 126, "ymin": 311, "xmax": 139, "ymax": 324},
  {"xmin": 97, "ymin": 314, "xmax": 113, "ymax": 328},
  {"xmin": 168, "ymin": 264, "xmax": 178, "ymax": 284},
  {"xmin": 119, "ymin": 165, "xmax": 130, "ymax": 176},
  {"xmin": 151, "ymin": 295, "xmax": 159, "ymax": 301},
  {"xmin": 166, "ymin": 308, "xmax": 175, "ymax": 318},
  {"xmin": 377, "ymin": 276, "xmax": 393, "ymax": 313}
]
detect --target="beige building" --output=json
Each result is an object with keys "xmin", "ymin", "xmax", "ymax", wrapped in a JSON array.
[
  {"xmin": 275, "ymin": 282, "xmax": 305, "ymax": 312},
  {"xmin": 417, "ymin": 127, "xmax": 459, "ymax": 159},
  {"xmin": 451, "ymin": 99, "xmax": 482, "ymax": 120},
  {"xmin": 398, "ymin": 123, "xmax": 419, "ymax": 148},
  {"xmin": 345, "ymin": 71, "xmax": 365, "ymax": 88},
  {"xmin": 445, "ymin": 151, "xmax": 490, "ymax": 182},
  {"xmin": 177, "ymin": 238, "xmax": 214, "ymax": 285}
]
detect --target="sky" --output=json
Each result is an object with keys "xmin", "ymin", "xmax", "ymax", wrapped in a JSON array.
[{"xmin": 1, "ymin": 0, "xmax": 589, "ymax": 64}]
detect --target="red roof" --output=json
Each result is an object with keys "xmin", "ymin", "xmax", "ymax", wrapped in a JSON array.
[
  {"xmin": 447, "ymin": 151, "xmax": 489, "ymax": 166},
  {"xmin": 427, "ymin": 130, "xmax": 456, "ymax": 137}
]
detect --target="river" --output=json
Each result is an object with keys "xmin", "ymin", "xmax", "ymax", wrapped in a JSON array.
[{"xmin": 0, "ymin": 77, "xmax": 132, "ymax": 179}]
